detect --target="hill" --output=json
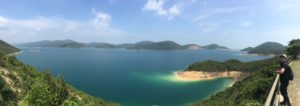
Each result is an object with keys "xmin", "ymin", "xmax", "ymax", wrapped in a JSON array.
[
  {"xmin": 241, "ymin": 47, "xmax": 253, "ymax": 51},
  {"xmin": 129, "ymin": 41, "xmax": 185, "ymax": 50},
  {"xmin": 87, "ymin": 42, "xmax": 115, "ymax": 48},
  {"xmin": 202, "ymin": 44, "xmax": 228, "ymax": 50},
  {"xmin": 246, "ymin": 42, "xmax": 286, "ymax": 54},
  {"xmin": 183, "ymin": 44, "xmax": 202, "ymax": 50},
  {"xmin": 18, "ymin": 39, "xmax": 231, "ymax": 50},
  {"xmin": 19, "ymin": 40, "xmax": 87, "ymax": 48},
  {"xmin": 0, "ymin": 40, "xmax": 20, "ymax": 54},
  {"xmin": 58, "ymin": 42, "xmax": 87, "ymax": 48},
  {"xmin": 188, "ymin": 57, "xmax": 279, "ymax": 105},
  {"xmin": 186, "ymin": 58, "xmax": 277, "ymax": 72}
]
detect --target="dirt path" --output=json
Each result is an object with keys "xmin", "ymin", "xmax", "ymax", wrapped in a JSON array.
[{"xmin": 288, "ymin": 57, "xmax": 300, "ymax": 106}]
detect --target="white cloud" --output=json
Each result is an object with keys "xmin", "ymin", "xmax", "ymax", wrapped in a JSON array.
[
  {"xmin": 169, "ymin": 5, "xmax": 181, "ymax": 15},
  {"xmin": 143, "ymin": 0, "xmax": 164, "ymax": 12},
  {"xmin": 193, "ymin": 7, "xmax": 247, "ymax": 22},
  {"xmin": 0, "ymin": 9, "xmax": 125, "ymax": 43},
  {"xmin": 92, "ymin": 8, "xmax": 112, "ymax": 28},
  {"xmin": 143, "ymin": 0, "xmax": 182, "ymax": 20},
  {"xmin": 0, "ymin": 16, "xmax": 8, "ymax": 27}
]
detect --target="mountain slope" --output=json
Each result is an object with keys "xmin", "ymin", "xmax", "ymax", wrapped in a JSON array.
[
  {"xmin": 248, "ymin": 42, "xmax": 286, "ymax": 54},
  {"xmin": 19, "ymin": 40, "xmax": 86, "ymax": 48},
  {"xmin": 203, "ymin": 44, "xmax": 228, "ymax": 50},
  {"xmin": 19, "ymin": 39, "xmax": 231, "ymax": 50},
  {"xmin": 129, "ymin": 41, "xmax": 184, "ymax": 50},
  {"xmin": 0, "ymin": 40, "xmax": 20, "ymax": 54},
  {"xmin": 190, "ymin": 57, "xmax": 279, "ymax": 105},
  {"xmin": 241, "ymin": 47, "xmax": 254, "ymax": 51}
]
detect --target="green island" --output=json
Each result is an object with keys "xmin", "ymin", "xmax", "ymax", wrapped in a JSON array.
[
  {"xmin": 241, "ymin": 42, "xmax": 286, "ymax": 54},
  {"xmin": 18, "ymin": 40, "xmax": 229, "ymax": 50},
  {"xmin": 0, "ymin": 40, "xmax": 119, "ymax": 106}
]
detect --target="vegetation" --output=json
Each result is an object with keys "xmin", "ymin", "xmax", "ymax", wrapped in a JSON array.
[
  {"xmin": 58, "ymin": 42, "xmax": 87, "ymax": 48},
  {"xmin": 0, "ymin": 40, "xmax": 20, "ymax": 54},
  {"xmin": 287, "ymin": 39, "xmax": 300, "ymax": 59},
  {"xmin": 129, "ymin": 40, "xmax": 185, "ymax": 50},
  {"xmin": 0, "ymin": 52, "xmax": 119, "ymax": 106},
  {"xmin": 247, "ymin": 42, "xmax": 286, "ymax": 54},
  {"xmin": 183, "ymin": 44, "xmax": 202, "ymax": 50},
  {"xmin": 0, "ymin": 76, "xmax": 17, "ymax": 105},
  {"xmin": 186, "ymin": 58, "xmax": 278, "ymax": 72},
  {"xmin": 241, "ymin": 47, "xmax": 254, "ymax": 51},
  {"xmin": 19, "ymin": 40, "xmax": 231, "ymax": 50},
  {"xmin": 19, "ymin": 40, "xmax": 79, "ymax": 47},
  {"xmin": 189, "ymin": 57, "xmax": 279, "ymax": 106},
  {"xmin": 202, "ymin": 44, "xmax": 228, "ymax": 50}
]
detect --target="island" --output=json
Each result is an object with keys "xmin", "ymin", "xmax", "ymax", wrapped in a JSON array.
[
  {"xmin": 241, "ymin": 42, "xmax": 286, "ymax": 54},
  {"xmin": 17, "ymin": 39, "xmax": 230, "ymax": 50},
  {"xmin": 202, "ymin": 43, "xmax": 228, "ymax": 50}
]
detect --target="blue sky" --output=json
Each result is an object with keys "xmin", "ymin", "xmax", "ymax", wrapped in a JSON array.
[{"xmin": 0, "ymin": 0, "xmax": 300, "ymax": 49}]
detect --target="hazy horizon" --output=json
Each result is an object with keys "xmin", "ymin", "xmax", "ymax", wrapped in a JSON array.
[
  {"xmin": 14, "ymin": 38, "xmax": 289, "ymax": 50},
  {"xmin": 1, "ymin": 0, "xmax": 300, "ymax": 49}
]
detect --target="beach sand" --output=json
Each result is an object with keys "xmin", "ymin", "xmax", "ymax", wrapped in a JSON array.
[{"xmin": 175, "ymin": 70, "xmax": 244, "ymax": 81}]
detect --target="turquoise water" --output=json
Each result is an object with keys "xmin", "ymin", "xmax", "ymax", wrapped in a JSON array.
[{"xmin": 16, "ymin": 47, "xmax": 271, "ymax": 106}]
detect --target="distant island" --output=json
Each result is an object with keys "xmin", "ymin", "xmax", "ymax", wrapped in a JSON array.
[
  {"xmin": 241, "ymin": 42, "xmax": 286, "ymax": 54},
  {"xmin": 202, "ymin": 44, "xmax": 228, "ymax": 50},
  {"xmin": 0, "ymin": 39, "xmax": 118, "ymax": 105},
  {"xmin": 17, "ymin": 39, "xmax": 230, "ymax": 50}
]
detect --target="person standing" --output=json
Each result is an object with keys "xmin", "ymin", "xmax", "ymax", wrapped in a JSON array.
[{"xmin": 276, "ymin": 54, "xmax": 292, "ymax": 106}]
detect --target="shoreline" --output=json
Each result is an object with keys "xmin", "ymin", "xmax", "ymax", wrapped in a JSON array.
[
  {"xmin": 8, "ymin": 51, "xmax": 23, "ymax": 56},
  {"xmin": 175, "ymin": 70, "xmax": 246, "ymax": 82}
]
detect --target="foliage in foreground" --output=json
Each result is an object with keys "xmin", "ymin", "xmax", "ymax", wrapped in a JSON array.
[
  {"xmin": 287, "ymin": 39, "xmax": 300, "ymax": 59},
  {"xmin": 186, "ymin": 57, "xmax": 278, "ymax": 72}
]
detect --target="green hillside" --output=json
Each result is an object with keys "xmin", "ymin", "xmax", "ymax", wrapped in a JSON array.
[
  {"xmin": 247, "ymin": 42, "xmax": 286, "ymax": 54},
  {"xmin": 241, "ymin": 47, "xmax": 253, "ymax": 51},
  {"xmin": 19, "ymin": 40, "xmax": 232, "ymax": 50},
  {"xmin": 129, "ymin": 41, "xmax": 185, "ymax": 50},
  {"xmin": 0, "ymin": 40, "xmax": 20, "ymax": 54},
  {"xmin": 186, "ymin": 58, "xmax": 277, "ymax": 72},
  {"xmin": 19, "ymin": 40, "xmax": 87, "ymax": 48},
  {"xmin": 189, "ymin": 57, "xmax": 279, "ymax": 105},
  {"xmin": 203, "ymin": 44, "xmax": 228, "ymax": 50}
]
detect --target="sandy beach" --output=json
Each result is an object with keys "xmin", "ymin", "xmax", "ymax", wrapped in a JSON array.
[{"xmin": 175, "ymin": 70, "xmax": 245, "ymax": 81}]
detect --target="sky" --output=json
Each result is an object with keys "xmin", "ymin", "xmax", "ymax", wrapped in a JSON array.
[{"xmin": 0, "ymin": 0, "xmax": 300, "ymax": 49}]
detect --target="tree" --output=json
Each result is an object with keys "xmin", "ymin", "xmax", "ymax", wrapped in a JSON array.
[
  {"xmin": 288, "ymin": 39, "xmax": 300, "ymax": 46},
  {"xmin": 287, "ymin": 39, "xmax": 300, "ymax": 59}
]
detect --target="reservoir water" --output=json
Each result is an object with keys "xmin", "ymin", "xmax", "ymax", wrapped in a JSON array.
[{"xmin": 16, "ymin": 47, "xmax": 271, "ymax": 106}]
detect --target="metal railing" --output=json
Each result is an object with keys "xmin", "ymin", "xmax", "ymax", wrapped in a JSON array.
[{"xmin": 264, "ymin": 56, "xmax": 294, "ymax": 106}]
